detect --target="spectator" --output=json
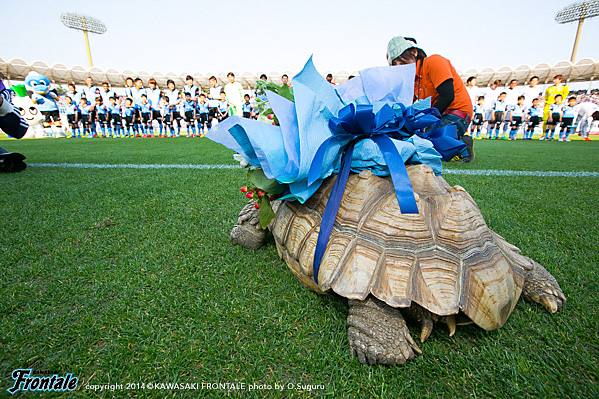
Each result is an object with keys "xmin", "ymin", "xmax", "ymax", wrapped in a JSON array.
[
  {"xmin": 281, "ymin": 74, "xmax": 290, "ymax": 88},
  {"xmin": 326, "ymin": 73, "xmax": 336, "ymax": 85}
]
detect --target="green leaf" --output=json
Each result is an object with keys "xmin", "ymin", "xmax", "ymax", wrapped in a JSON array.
[
  {"xmin": 258, "ymin": 197, "xmax": 276, "ymax": 229},
  {"xmin": 247, "ymin": 169, "xmax": 286, "ymax": 195},
  {"xmin": 277, "ymin": 84, "xmax": 295, "ymax": 102}
]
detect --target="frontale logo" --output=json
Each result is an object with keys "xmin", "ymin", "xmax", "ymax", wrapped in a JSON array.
[{"xmin": 7, "ymin": 369, "xmax": 78, "ymax": 395}]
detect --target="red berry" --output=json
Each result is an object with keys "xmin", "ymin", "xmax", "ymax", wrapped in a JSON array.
[
  {"xmin": 245, "ymin": 192, "xmax": 254, "ymax": 199},
  {"xmin": 257, "ymin": 190, "xmax": 265, "ymax": 197},
  {"xmin": 267, "ymin": 114, "xmax": 274, "ymax": 120},
  {"xmin": 240, "ymin": 186, "xmax": 248, "ymax": 193},
  {"xmin": 254, "ymin": 203, "xmax": 260, "ymax": 209},
  {"xmin": 269, "ymin": 195, "xmax": 274, "ymax": 201}
]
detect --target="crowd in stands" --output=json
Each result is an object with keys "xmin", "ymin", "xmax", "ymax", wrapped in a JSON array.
[{"xmin": 465, "ymin": 75, "xmax": 599, "ymax": 141}]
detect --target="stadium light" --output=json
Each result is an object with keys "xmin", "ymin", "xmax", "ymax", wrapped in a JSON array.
[
  {"xmin": 60, "ymin": 12, "xmax": 107, "ymax": 68},
  {"xmin": 555, "ymin": 0, "xmax": 599, "ymax": 62}
]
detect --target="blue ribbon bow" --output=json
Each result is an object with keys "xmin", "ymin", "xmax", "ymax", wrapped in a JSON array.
[
  {"xmin": 311, "ymin": 103, "xmax": 419, "ymax": 284},
  {"xmin": 310, "ymin": 102, "xmax": 467, "ymax": 284}
]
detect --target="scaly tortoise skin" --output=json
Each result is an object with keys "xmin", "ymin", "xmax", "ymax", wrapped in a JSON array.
[{"xmin": 268, "ymin": 164, "xmax": 565, "ymax": 365}]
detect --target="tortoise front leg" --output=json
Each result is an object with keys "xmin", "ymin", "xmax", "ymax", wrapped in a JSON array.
[
  {"xmin": 229, "ymin": 200, "xmax": 267, "ymax": 249},
  {"xmin": 347, "ymin": 296, "xmax": 421, "ymax": 365},
  {"xmin": 522, "ymin": 261, "xmax": 566, "ymax": 313}
]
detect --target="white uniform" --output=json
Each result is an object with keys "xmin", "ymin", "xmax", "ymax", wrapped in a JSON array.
[
  {"xmin": 466, "ymin": 86, "xmax": 479, "ymax": 107},
  {"xmin": 482, "ymin": 86, "xmax": 502, "ymax": 120},
  {"xmin": 576, "ymin": 102, "xmax": 599, "ymax": 138},
  {"xmin": 521, "ymin": 85, "xmax": 542, "ymax": 108}
]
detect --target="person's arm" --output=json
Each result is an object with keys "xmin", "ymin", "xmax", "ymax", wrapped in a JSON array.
[{"xmin": 433, "ymin": 79, "xmax": 454, "ymax": 114}]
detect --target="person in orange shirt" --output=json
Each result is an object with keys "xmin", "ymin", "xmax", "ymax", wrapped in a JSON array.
[{"xmin": 387, "ymin": 36, "xmax": 474, "ymax": 162}]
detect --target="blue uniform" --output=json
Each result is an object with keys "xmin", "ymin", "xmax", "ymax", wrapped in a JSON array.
[
  {"xmin": 562, "ymin": 104, "xmax": 576, "ymax": 119},
  {"xmin": 107, "ymin": 104, "xmax": 122, "ymax": 115},
  {"xmin": 242, "ymin": 103, "xmax": 253, "ymax": 113},
  {"xmin": 139, "ymin": 103, "xmax": 152, "ymax": 114},
  {"xmin": 123, "ymin": 106, "xmax": 136, "ymax": 117},
  {"xmin": 64, "ymin": 104, "xmax": 79, "ymax": 116},
  {"xmin": 493, "ymin": 100, "xmax": 508, "ymax": 113},
  {"xmin": 529, "ymin": 106, "xmax": 542, "ymax": 118},
  {"xmin": 510, "ymin": 104, "xmax": 525, "ymax": 118},
  {"xmin": 549, "ymin": 103, "xmax": 562, "ymax": 115},
  {"xmin": 197, "ymin": 102, "xmax": 209, "ymax": 114},
  {"xmin": 95, "ymin": 104, "xmax": 108, "ymax": 115},
  {"xmin": 79, "ymin": 105, "xmax": 91, "ymax": 116},
  {"xmin": 183, "ymin": 100, "xmax": 196, "ymax": 113},
  {"xmin": 218, "ymin": 100, "xmax": 229, "ymax": 113}
]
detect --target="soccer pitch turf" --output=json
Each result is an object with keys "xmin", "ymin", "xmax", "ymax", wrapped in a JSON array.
[{"xmin": 1, "ymin": 138, "xmax": 598, "ymax": 398}]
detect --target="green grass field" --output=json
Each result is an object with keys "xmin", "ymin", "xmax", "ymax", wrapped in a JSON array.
[{"xmin": 1, "ymin": 138, "xmax": 598, "ymax": 398}]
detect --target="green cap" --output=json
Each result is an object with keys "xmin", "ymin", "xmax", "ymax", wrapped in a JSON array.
[
  {"xmin": 11, "ymin": 84, "xmax": 28, "ymax": 97},
  {"xmin": 386, "ymin": 36, "xmax": 414, "ymax": 66}
]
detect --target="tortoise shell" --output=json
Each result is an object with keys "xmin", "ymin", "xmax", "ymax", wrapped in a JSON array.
[{"xmin": 271, "ymin": 164, "xmax": 535, "ymax": 331}]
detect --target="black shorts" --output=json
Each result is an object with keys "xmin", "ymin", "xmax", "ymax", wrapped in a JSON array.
[
  {"xmin": 561, "ymin": 117, "xmax": 574, "ymax": 128},
  {"xmin": 493, "ymin": 112, "xmax": 504, "ymax": 124},
  {"xmin": 528, "ymin": 116, "xmax": 540, "ymax": 128},
  {"xmin": 42, "ymin": 110, "xmax": 60, "ymax": 123},
  {"xmin": 185, "ymin": 111, "xmax": 195, "ymax": 122},
  {"xmin": 110, "ymin": 114, "xmax": 122, "ymax": 126},
  {"xmin": 163, "ymin": 114, "xmax": 172, "ymax": 126},
  {"xmin": 510, "ymin": 116, "xmax": 522, "ymax": 129},
  {"xmin": 547, "ymin": 113, "xmax": 561, "ymax": 127},
  {"xmin": 208, "ymin": 107, "xmax": 218, "ymax": 119},
  {"xmin": 172, "ymin": 111, "xmax": 182, "ymax": 121},
  {"xmin": 79, "ymin": 114, "xmax": 92, "ymax": 126},
  {"xmin": 198, "ymin": 113, "xmax": 210, "ymax": 125},
  {"xmin": 243, "ymin": 112, "xmax": 251, "ymax": 119},
  {"xmin": 133, "ymin": 113, "xmax": 141, "ymax": 123},
  {"xmin": 67, "ymin": 114, "xmax": 77, "ymax": 125},
  {"xmin": 97, "ymin": 114, "xmax": 108, "ymax": 124},
  {"xmin": 151, "ymin": 110, "xmax": 162, "ymax": 121},
  {"xmin": 141, "ymin": 113, "xmax": 151, "ymax": 124},
  {"xmin": 472, "ymin": 114, "xmax": 483, "ymax": 126},
  {"xmin": 124, "ymin": 115, "xmax": 133, "ymax": 128}
]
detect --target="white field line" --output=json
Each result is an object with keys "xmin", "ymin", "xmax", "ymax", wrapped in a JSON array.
[
  {"xmin": 28, "ymin": 163, "xmax": 599, "ymax": 177},
  {"xmin": 29, "ymin": 163, "xmax": 241, "ymax": 170}
]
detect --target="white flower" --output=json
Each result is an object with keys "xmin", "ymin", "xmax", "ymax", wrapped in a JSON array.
[{"xmin": 233, "ymin": 153, "xmax": 249, "ymax": 168}]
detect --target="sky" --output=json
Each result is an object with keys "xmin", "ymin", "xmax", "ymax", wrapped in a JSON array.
[{"xmin": 3, "ymin": 0, "xmax": 599, "ymax": 85}]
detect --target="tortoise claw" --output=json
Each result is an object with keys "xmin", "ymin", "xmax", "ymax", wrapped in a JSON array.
[{"xmin": 347, "ymin": 297, "xmax": 421, "ymax": 365}]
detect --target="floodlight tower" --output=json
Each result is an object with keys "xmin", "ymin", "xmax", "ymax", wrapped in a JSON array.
[
  {"xmin": 60, "ymin": 12, "xmax": 107, "ymax": 68},
  {"xmin": 555, "ymin": 0, "xmax": 599, "ymax": 62}
]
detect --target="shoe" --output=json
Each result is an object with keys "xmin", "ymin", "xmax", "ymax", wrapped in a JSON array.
[
  {"xmin": 539, "ymin": 136, "xmax": 545, "ymax": 140},
  {"xmin": 584, "ymin": 137, "xmax": 591, "ymax": 141},
  {"xmin": 450, "ymin": 155, "xmax": 463, "ymax": 162},
  {"xmin": 500, "ymin": 137, "xmax": 508, "ymax": 140},
  {"xmin": 456, "ymin": 155, "xmax": 473, "ymax": 163},
  {"xmin": 558, "ymin": 138, "xmax": 564, "ymax": 142}
]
